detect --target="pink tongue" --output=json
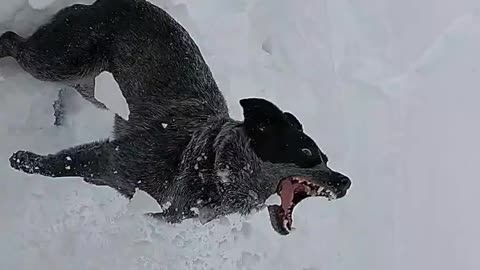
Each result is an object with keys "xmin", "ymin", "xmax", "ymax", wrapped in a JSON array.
[
  {"xmin": 280, "ymin": 179, "xmax": 303, "ymax": 214},
  {"xmin": 279, "ymin": 179, "xmax": 295, "ymax": 213}
]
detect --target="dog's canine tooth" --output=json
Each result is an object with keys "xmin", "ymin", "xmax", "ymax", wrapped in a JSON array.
[
  {"xmin": 325, "ymin": 190, "xmax": 337, "ymax": 200},
  {"xmin": 283, "ymin": 219, "xmax": 290, "ymax": 231}
]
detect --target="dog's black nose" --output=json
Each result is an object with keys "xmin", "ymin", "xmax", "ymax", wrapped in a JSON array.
[
  {"xmin": 331, "ymin": 171, "xmax": 351, "ymax": 198},
  {"xmin": 339, "ymin": 176, "xmax": 351, "ymax": 191},
  {"xmin": 332, "ymin": 171, "xmax": 350, "ymax": 186}
]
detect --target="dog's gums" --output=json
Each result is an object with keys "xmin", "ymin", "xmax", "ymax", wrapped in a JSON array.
[{"xmin": 268, "ymin": 176, "xmax": 337, "ymax": 235}]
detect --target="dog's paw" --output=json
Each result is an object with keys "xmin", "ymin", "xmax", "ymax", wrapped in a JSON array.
[{"xmin": 9, "ymin": 150, "xmax": 43, "ymax": 174}]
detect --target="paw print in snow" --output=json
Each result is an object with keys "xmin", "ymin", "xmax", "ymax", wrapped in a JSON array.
[{"xmin": 9, "ymin": 150, "xmax": 43, "ymax": 174}]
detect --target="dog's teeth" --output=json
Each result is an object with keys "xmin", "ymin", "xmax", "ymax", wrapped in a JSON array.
[
  {"xmin": 317, "ymin": 187, "xmax": 324, "ymax": 196},
  {"xmin": 326, "ymin": 190, "xmax": 337, "ymax": 200},
  {"xmin": 283, "ymin": 219, "xmax": 290, "ymax": 231}
]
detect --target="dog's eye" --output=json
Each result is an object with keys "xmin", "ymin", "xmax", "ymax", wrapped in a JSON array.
[{"xmin": 302, "ymin": 148, "xmax": 312, "ymax": 156}]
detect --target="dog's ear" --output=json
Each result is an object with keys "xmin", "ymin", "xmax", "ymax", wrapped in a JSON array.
[
  {"xmin": 239, "ymin": 98, "xmax": 289, "ymax": 137},
  {"xmin": 240, "ymin": 98, "xmax": 323, "ymax": 168},
  {"xmin": 284, "ymin": 112, "xmax": 303, "ymax": 131}
]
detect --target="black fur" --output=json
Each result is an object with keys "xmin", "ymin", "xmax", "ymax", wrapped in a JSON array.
[{"xmin": 3, "ymin": 0, "xmax": 351, "ymax": 226}]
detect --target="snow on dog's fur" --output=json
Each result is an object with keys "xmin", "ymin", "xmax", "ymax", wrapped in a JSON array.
[{"xmin": 1, "ymin": 0, "xmax": 351, "ymax": 235}]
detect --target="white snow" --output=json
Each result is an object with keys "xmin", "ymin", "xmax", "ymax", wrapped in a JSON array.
[
  {"xmin": 1, "ymin": 0, "xmax": 480, "ymax": 269},
  {"xmin": 161, "ymin": 201, "xmax": 172, "ymax": 211},
  {"xmin": 28, "ymin": 0, "xmax": 56, "ymax": 10},
  {"xmin": 95, "ymin": 71, "xmax": 130, "ymax": 120}
]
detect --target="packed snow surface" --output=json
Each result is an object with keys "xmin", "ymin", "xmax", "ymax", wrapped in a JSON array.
[
  {"xmin": 95, "ymin": 71, "xmax": 130, "ymax": 120},
  {"xmin": 1, "ymin": 0, "xmax": 479, "ymax": 269}
]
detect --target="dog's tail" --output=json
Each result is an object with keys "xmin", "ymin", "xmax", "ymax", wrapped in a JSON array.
[{"xmin": 0, "ymin": 31, "xmax": 23, "ymax": 58}]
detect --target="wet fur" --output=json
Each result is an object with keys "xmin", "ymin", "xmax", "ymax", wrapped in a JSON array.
[{"xmin": 2, "ymin": 0, "xmax": 350, "ymax": 224}]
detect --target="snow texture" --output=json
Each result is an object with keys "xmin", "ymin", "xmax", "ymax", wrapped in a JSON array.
[
  {"xmin": 28, "ymin": 0, "xmax": 56, "ymax": 10},
  {"xmin": 1, "ymin": 0, "xmax": 480, "ymax": 269},
  {"xmin": 95, "ymin": 71, "xmax": 130, "ymax": 120}
]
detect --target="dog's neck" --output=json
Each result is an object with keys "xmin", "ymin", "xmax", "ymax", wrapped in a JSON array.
[{"xmin": 161, "ymin": 117, "xmax": 280, "ymax": 221}]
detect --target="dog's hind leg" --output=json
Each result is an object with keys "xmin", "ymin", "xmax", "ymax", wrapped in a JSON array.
[
  {"xmin": 1, "ymin": 3, "xmax": 111, "ymax": 84},
  {"xmin": 70, "ymin": 79, "xmax": 108, "ymax": 110},
  {"xmin": 1, "ymin": 30, "xmax": 107, "ymax": 124},
  {"xmin": 53, "ymin": 79, "xmax": 108, "ymax": 126}
]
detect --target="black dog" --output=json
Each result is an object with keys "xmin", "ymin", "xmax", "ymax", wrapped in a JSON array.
[{"xmin": 1, "ymin": 0, "xmax": 351, "ymax": 235}]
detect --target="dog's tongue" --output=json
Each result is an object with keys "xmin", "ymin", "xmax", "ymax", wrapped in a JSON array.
[
  {"xmin": 268, "ymin": 205, "xmax": 289, "ymax": 235},
  {"xmin": 279, "ymin": 179, "xmax": 295, "ymax": 211},
  {"xmin": 268, "ymin": 178, "xmax": 297, "ymax": 235}
]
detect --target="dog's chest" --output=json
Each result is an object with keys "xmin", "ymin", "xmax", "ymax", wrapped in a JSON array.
[{"xmin": 185, "ymin": 149, "xmax": 215, "ymax": 181}]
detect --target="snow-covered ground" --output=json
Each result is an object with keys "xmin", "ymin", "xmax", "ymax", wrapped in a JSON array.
[{"xmin": 1, "ymin": 0, "xmax": 479, "ymax": 269}]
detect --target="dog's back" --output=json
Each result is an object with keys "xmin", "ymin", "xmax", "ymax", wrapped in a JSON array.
[
  {"xmin": 101, "ymin": 0, "xmax": 228, "ymax": 136},
  {"xmin": 4, "ymin": 0, "xmax": 229, "ymax": 137}
]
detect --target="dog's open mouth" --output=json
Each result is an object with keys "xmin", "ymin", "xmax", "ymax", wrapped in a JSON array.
[{"xmin": 268, "ymin": 176, "xmax": 337, "ymax": 235}]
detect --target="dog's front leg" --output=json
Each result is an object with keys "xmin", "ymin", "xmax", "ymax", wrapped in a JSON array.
[{"xmin": 9, "ymin": 140, "xmax": 114, "ymax": 179}]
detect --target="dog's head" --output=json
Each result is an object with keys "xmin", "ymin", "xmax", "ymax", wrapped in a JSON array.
[{"xmin": 240, "ymin": 98, "xmax": 351, "ymax": 235}]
